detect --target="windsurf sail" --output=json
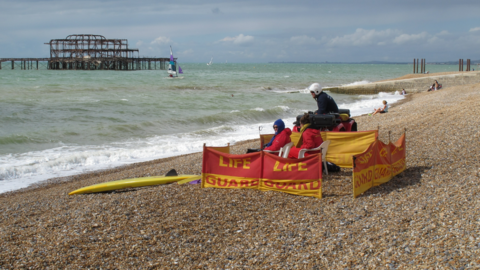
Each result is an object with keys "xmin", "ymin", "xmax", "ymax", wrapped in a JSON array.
[
  {"xmin": 167, "ymin": 46, "xmax": 177, "ymax": 76},
  {"xmin": 207, "ymin": 57, "xmax": 213, "ymax": 66},
  {"xmin": 178, "ymin": 65, "xmax": 183, "ymax": 74}
]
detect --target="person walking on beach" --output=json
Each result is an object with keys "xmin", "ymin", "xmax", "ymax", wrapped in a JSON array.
[
  {"xmin": 371, "ymin": 100, "xmax": 388, "ymax": 116},
  {"xmin": 308, "ymin": 83, "xmax": 339, "ymax": 115}
]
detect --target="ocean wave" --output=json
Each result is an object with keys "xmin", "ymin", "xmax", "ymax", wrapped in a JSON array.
[
  {"xmin": 341, "ymin": 80, "xmax": 371, "ymax": 87},
  {"xmin": 0, "ymin": 134, "xmax": 39, "ymax": 145}
]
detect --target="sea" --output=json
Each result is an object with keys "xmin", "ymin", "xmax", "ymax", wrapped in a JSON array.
[{"xmin": 0, "ymin": 63, "xmax": 459, "ymax": 193}]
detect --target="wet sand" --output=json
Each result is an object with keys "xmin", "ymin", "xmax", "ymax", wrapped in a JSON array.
[{"xmin": 1, "ymin": 82, "xmax": 480, "ymax": 269}]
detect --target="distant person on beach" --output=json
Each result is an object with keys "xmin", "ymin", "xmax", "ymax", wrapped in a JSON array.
[
  {"xmin": 428, "ymin": 80, "xmax": 441, "ymax": 92},
  {"xmin": 401, "ymin": 89, "xmax": 406, "ymax": 95},
  {"xmin": 371, "ymin": 100, "xmax": 388, "ymax": 116},
  {"xmin": 308, "ymin": 83, "xmax": 339, "ymax": 115},
  {"xmin": 288, "ymin": 113, "xmax": 323, "ymax": 159}
]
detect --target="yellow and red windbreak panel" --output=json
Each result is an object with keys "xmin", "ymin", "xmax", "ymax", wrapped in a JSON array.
[
  {"xmin": 352, "ymin": 140, "xmax": 376, "ymax": 198},
  {"xmin": 390, "ymin": 133, "xmax": 406, "ymax": 177},
  {"xmin": 202, "ymin": 148, "xmax": 262, "ymax": 189},
  {"xmin": 321, "ymin": 130, "xmax": 378, "ymax": 168},
  {"xmin": 202, "ymin": 147, "xmax": 323, "ymax": 198},
  {"xmin": 373, "ymin": 140, "xmax": 392, "ymax": 186},
  {"xmin": 352, "ymin": 133, "xmax": 407, "ymax": 198},
  {"xmin": 261, "ymin": 152, "xmax": 322, "ymax": 199}
]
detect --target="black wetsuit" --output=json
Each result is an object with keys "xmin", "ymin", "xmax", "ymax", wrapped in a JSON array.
[{"xmin": 314, "ymin": 92, "xmax": 339, "ymax": 114}]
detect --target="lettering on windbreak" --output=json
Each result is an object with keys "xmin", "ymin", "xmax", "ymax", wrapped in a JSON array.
[
  {"xmin": 204, "ymin": 175, "xmax": 320, "ymax": 190},
  {"xmin": 263, "ymin": 180, "xmax": 320, "ymax": 190},
  {"xmin": 272, "ymin": 161, "xmax": 307, "ymax": 172},
  {"xmin": 219, "ymin": 156, "xmax": 251, "ymax": 169},
  {"xmin": 391, "ymin": 145, "xmax": 404, "ymax": 156},
  {"xmin": 374, "ymin": 166, "xmax": 391, "ymax": 180},
  {"xmin": 392, "ymin": 158, "xmax": 406, "ymax": 175},
  {"xmin": 205, "ymin": 175, "xmax": 258, "ymax": 187},
  {"xmin": 357, "ymin": 150, "xmax": 373, "ymax": 164},
  {"xmin": 354, "ymin": 170, "xmax": 373, "ymax": 189},
  {"xmin": 379, "ymin": 147, "xmax": 388, "ymax": 158}
]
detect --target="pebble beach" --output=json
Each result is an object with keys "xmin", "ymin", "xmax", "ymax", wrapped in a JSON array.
[{"xmin": 1, "ymin": 81, "xmax": 479, "ymax": 269}]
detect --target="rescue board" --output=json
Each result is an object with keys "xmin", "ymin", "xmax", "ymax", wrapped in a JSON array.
[{"xmin": 69, "ymin": 175, "xmax": 199, "ymax": 195}]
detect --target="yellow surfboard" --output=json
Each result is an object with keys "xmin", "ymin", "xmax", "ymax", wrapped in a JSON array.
[
  {"xmin": 176, "ymin": 176, "xmax": 201, "ymax": 185},
  {"xmin": 69, "ymin": 175, "xmax": 200, "ymax": 195}
]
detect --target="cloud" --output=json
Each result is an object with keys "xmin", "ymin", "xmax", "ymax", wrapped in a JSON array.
[
  {"xmin": 212, "ymin": 7, "xmax": 220, "ymax": 14},
  {"xmin": 136, "ymin": 41, "xmax": 143, "ymax": 47},
  {"xmin": 469, "ymin": 27, "xmax": 480, "ymax": 32},
  {"xmin": 328, "ymin": 28, "xmax": 399, "ymax": 47},
  {"xmin": 218, "ymin": 34, "xmax": 254, "ymax": 46},
  {"xmin": 150, "ymin": 36, "xmax": 172, "ymax": 45},
  {"xmin": 182, "ymin": 49, "xmax": 194, "ymax": 55},
  {"xmin": 290, "ymin": 35, "xmax": 319, "ymax": 45},
  {"xmin": 392, "ymin": 32, "xmax": 428, "ymax": 44}
]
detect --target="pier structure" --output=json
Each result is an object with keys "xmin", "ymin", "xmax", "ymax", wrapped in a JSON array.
[{"xmin": 0, "ymin": 34, "xmax": 172, "ymax": 71}]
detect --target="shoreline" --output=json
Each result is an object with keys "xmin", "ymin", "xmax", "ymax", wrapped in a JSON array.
[
  {"xmin": 1, "ymin": 92, "xmax": 410, "ymax": 196},
  {"xmin": 325, "ymin": 70, "xmax": 480, "ymax": 94},
  {"xmin": 1, "ymin": 94, "xmax": 408, "ymax": 196},
  {"xmin": 1, "ymin": 82, "xmax": 480, "ymax": 268}
]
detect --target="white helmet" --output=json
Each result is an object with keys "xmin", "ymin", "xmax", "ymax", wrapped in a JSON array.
[{"xmin": 307, "ymin": 83, "xmax": 322, "ymax": 95}]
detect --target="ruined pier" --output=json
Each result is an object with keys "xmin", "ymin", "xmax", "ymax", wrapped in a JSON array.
[{"xmin": 0, "ymin": 34, "xmax": 172, "ymax": 71}]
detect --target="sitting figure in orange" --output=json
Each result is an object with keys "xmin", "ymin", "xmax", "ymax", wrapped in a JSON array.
[
  {"xmin": 263, "ymin": 119, "xmax": 292, "ymax": 151},
  {"xmin": 288, "ymin": 113, "xmax": 323, "ymax": 159}
]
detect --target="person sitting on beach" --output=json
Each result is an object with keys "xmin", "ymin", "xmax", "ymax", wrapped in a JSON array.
[
  {"xmin": 288, "ymin": 113, "xmax": 323, "ymax": 159},
  {"xmin": 263, "ymin": 119, "xmax": 292, "ymax": 151},
  {"xmin": 246, "ymin": 119, "xmax": 291, "ymax": 153},
  {"xmin": 308, "ymin": 83, "xmax": 339, "ymax": 115},
  {"xmin": 401, "ymin": 89, "xmax": 406, "ymax": 95},
  {"xmin": 428, "ymin": 80, "xmax": 441, "ymax": 91},
  {"xmin": 371, "ymin": 100, "xmax": 388, "ymax": 116}
]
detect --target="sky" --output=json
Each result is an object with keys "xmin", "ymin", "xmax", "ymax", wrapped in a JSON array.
[{"xmin": 1, "ymin": 0, "xmax": 480, "ymax": 63}]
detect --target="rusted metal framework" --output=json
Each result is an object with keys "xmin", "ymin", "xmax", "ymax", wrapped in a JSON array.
[
  {"xmin": 40, "ymin": 34, "xmax": 170, "ymax": 71},
  {"xmin": 46, "ymin": 34, "xmax": 138, "ymax": 59}
]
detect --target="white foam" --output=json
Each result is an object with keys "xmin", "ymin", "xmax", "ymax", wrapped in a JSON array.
[
  {"xmin": 0, "ymin": 121, "xmax": 288, "ymax": 194},
  {"xmin": 338, "ymin": 92, "xmax": 404, "ymax": 116},
  {"xmin": 342, "ymin": 80, "xmax": 371, "ymax": 87},
  {"xmin": 252, "ymin": 108, "xmax": 265, "ymax": 111}
]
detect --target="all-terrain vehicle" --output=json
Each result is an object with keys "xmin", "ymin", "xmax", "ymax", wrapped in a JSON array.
[{"xmin": 294, "ymin": 109, "xmax": 357, "ymax": 132}]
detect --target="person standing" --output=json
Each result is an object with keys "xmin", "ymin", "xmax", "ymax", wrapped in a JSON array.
[{"xmin": 308, "ymin": 83, "xmax": 339, "ymax": 115}]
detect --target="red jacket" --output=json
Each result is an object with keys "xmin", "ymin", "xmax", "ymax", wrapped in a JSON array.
[
  {"xmin": 288, "ymin": 128, "xmax": 323, "ymax": 158},
  {"xmin": 264, "ymin": 128, "xmax": 292, "ymax": 151},
  {"xmin": 301, "ymin": 128, "xmax": 323, "ymax": 150}
]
